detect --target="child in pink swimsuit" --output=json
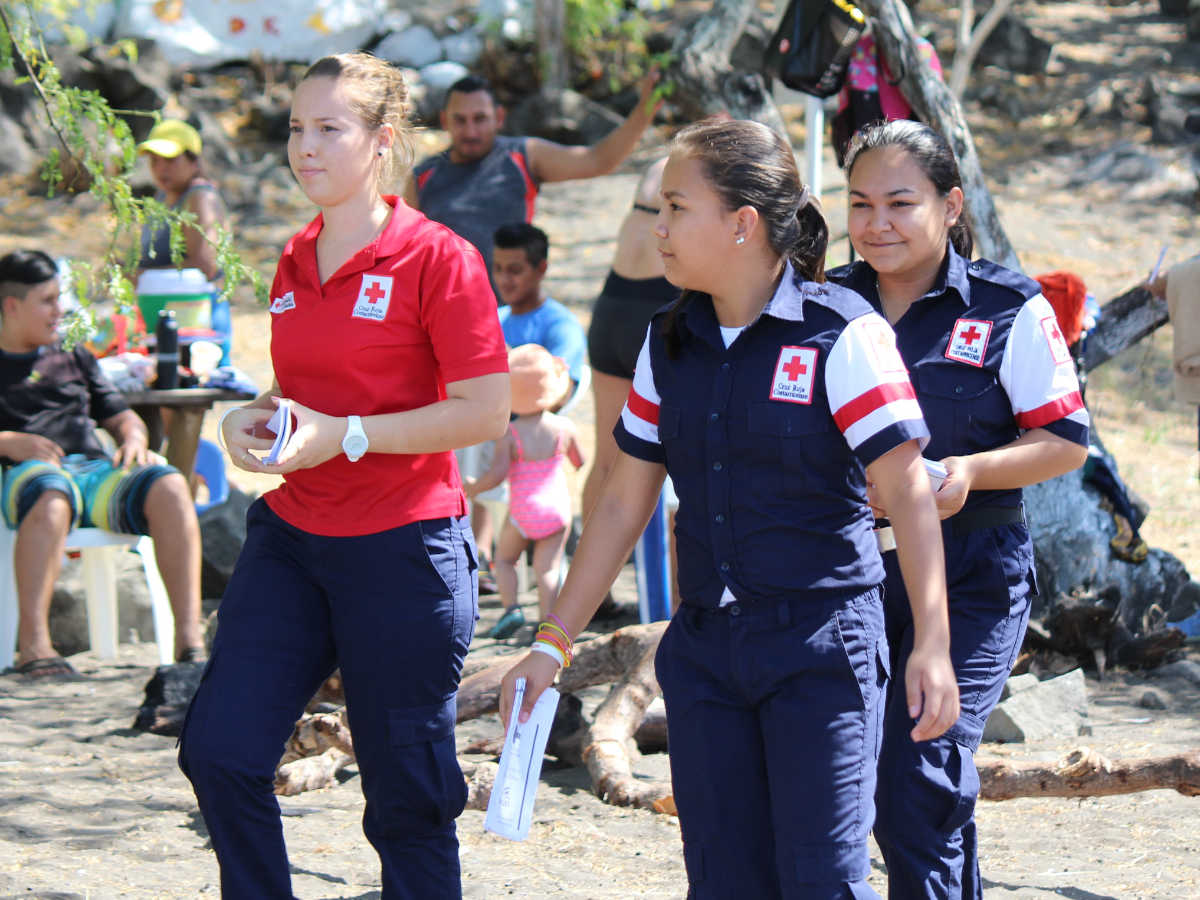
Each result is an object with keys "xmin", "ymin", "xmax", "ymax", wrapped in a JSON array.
[{"xmin": 466, "ymin": 344, "xmax": 585, "ymax": 638}]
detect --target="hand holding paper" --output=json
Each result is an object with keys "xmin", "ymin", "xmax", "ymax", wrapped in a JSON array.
[{"xmin": 484, "ymin": 677, "xmax": 559, "ymax": 841}]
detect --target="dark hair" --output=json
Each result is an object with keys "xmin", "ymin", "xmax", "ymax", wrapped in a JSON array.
[
  {"xmin": 493, "ymin": 222, "xmax": 549, "ymax": 266},
  {"xmin": 301, "ymin": 52, "xmax": 414, "ymax": 183},
  {"xmin": 445, "ymin": 75, "xmax": 496, "ymax": 108},
  {"xmin": 660, "ymin": 117, "xmax": 828, "ymax": 358},
  {"xmin": 0, "ymin": 249, "xmax": 58, "ymax": 306},
  {"xmin": 843, "ymin": 119, "xmax": 974, "ymax": 259}
]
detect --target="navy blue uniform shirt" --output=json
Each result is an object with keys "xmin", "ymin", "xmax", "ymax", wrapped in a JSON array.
[
  {"xmin": 829, "ymin": 246, "xmax": 1089, "ymax": 515},
  {"xmin": 615, "ymin": 265, "xmax": 930, "ymax": 609}
]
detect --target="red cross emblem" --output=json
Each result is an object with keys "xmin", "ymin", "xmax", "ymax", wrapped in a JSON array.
[
  {"xmin": 945, "ymin": 318, "xmax": 992, "ymax": 367},
  {"xmin": 353, "ymin": 274, "xmax": 394, "ymax": 321},
  {"xmin": 960, "ymin": 325, "xmax": 983, "ymax": 346},
  {"xmin": 1040, "ymin": 315, "xmax": 1072, "ymax": 364},
  {"xmin": 770, "ymin": 346, "xmax": 817, "ymax": 404},
  {"xmin": 363, "ymin": 280, "xmax": 387, "ymax": 303}
]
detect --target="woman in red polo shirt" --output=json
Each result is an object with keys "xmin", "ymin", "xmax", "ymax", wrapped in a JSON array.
[{"xmin": 178, "ymin": 53, "xmax": 509, "ymax": 899}]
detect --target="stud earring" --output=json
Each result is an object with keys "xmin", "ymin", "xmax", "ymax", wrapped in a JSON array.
[
  {"xmin": 377, "ymin": 150, "xmax": 384, "ymax": 157},
  {"xmin": 735, "ymin": 236, "xmax": 745, "ymax": 245}
]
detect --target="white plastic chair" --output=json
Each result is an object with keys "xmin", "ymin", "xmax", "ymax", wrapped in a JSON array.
[{"xmin": 0, "ymin": 472, "xmax": 175, "ymax": 670}]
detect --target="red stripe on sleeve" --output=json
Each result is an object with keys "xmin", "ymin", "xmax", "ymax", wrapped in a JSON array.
[
  {"xmin": 832, "ymin": 381, "xmax": 917, "ymax": 433},
  {"xmin": 508, "ymin": 151, "xmax": 538, "ymax": 221},
  {"xmin": 416, "ymin": 169, "xmax": 434, "ymax": 191},
  {"xmin": 626, "ymin": 386, "xmax": 660, "ymax": 425},
  {"xmin": 1015, "ymin": 391, "xmax": 1084, "ymax": 430}
]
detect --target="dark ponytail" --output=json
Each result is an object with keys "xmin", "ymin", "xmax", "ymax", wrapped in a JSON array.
[
  {"xmin": 844, "ymin": 119, "xmax": 973, "ymax": 259},
  {"xmin": 660, "ymin": 118, "xmax": 828, "ymax": 358}
]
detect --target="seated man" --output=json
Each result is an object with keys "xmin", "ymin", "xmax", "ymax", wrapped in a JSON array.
[
  {"xmin": 0, "ymin": 249, "xmax": 205, "ymax": 677},
  {"xmin": 459, "ymin": 223, "xmax": 587, "ymax": 605}
]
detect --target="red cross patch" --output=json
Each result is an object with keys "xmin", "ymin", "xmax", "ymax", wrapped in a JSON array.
[
  {"xmin": 769, "ymin": 346, "xmax": 818, "ymax": 404},
  {"xmin": 944, "ymin": 318, "xmax": 992, "ymax": 367},
  {"xmin": 1039, "ymin": 315, "xmax": 1072, "ymax": 365},
  {"xmin": 352, "ymin": 274, "xmax": 393, "ymax": 321}
]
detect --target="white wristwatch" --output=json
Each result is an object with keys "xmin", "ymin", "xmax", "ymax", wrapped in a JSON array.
[{"xmin": 342, "ymin": 415, "xmax": 368, "ymax": 462}]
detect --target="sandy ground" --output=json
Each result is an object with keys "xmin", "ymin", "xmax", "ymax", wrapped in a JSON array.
[{"xmin": 2, "ymin": 0, "xmax": 1200, "ymax": 896}]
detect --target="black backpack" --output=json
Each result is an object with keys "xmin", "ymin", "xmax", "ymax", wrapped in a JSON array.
[{"xmin": 764, "ymin": 0, "xmax": 869, "ymax": 98}]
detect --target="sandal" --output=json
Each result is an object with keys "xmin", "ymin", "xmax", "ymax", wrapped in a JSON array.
[
  {"xmin": 488, "ymin": 606, "xmax": 526, "ymax": 640},
  {"xmin": 2, "ymin": 656, "xmax": 81, "ymax": 681}
]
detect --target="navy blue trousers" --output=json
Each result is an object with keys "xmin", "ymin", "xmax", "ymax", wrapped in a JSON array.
[
  {"xmin": 875, "ymin": 522, "xmax": 1033, "ymax": 900},
  {"xmin": 179, "ymin": 500, "xmax": 477, "ymax": 899},
  {"xmin": 656, "ymin": 588, "xmax": 888, "ymax": 900}
]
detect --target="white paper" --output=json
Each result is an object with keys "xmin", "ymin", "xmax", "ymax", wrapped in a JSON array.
[
  {"xmin": 924, "ymin": 458, "xmax": 948, "ymax": 491},
  {"xmin": 484, "ymin": 677, "xmax": 559, "ymax": 841},
  {"xmin": 263, "ymin": 399, "xmax": 294, "ymax": 464}
]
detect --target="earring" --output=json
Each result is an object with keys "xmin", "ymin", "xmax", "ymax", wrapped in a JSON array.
[
  {"xmin": 377, "ymin": 149, "xmax": 384, "ymax": 157},
  {"xmin": 735, "ymin": 236, "xmax": 745, "ymax": 245}
]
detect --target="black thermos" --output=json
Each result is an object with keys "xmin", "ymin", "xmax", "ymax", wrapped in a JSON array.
[{"xmin": 156, "ymin": 309, "xmax": 179, "ymax": 390}]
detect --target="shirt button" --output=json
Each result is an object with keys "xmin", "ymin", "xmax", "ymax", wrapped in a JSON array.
[
  {"xmin": 715, "ymin": 513, "xmax": 725, "ymax": 523},
  {"xmin": 729, "ymin": 603, "xmax": 741, "ymax": 616},
  {"xmin": 712, "ymin": 461, "xmax": 723, "ymax": 471},
  {"xmin": 955, "ymin": 385, "xmax": 964, "ymax": 394},
  {"xmin": 720, "ymin": 561, "xmax": 730, "ymax": 571},
  {"xmin": 710, "ymin": 411, "xmax": 720, "ymax": 421},
  {"xmin": 721, "ymin": 362, "xmax": 731, "ymax": 372}
]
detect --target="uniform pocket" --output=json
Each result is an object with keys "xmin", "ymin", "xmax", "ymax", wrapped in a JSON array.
[
  {"xmin": 385, "ymin": 698, "xmax": 467, "ymax": 828},
  {"xmin": 747, "ymin": 402, "xmax": 836, "ymax": 498}
]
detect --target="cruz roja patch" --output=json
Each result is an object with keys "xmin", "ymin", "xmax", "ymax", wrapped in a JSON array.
[
  {"xmin": 945, "ymin": 318, "xmax": 992, "ymax": 366},
  {"xmin": 352, "ymin": 274, "xmax": 393, "ymax": 321},
  {"xmin": 269, "ymin": 291, "xmax": 295, "ymax": 314},
  {"xmin": 770, "ymin": 346, "xmax": 818, "ymax": 404}
]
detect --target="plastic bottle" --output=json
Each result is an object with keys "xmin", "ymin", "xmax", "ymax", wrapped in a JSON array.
[{"xmin": 156, "ymin": 309, "xmax": 179, "ymax": 390}]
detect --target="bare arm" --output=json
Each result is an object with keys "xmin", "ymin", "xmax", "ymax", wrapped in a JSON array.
[
  {"xmin": 932, "ymin": 428, "xmax": 1087, "ymax": 519},
  {"xmin": 182, "ymin": 188, "xmax": 225, "ymax": 283},
  {"xmin": 500, "ymin": 451, "xmax": 665, "ymax": 723},
  {"xmin": 867, "ymin": 439, "xmax": 959, "ymax": 742},
  {"xmin": 526, "ymin": 72, "xmax": 660, "ymax": 184},
  {"xmin": 258, "ymin": 372, "xmax": 510, "ymax": 474},
  {"xmin": 465, "ymin": 432, "xmax": 513, "ymax": 497},
  {"xmin": 101, "ymin": 408, "xmax": 151, "ymax": 468}
]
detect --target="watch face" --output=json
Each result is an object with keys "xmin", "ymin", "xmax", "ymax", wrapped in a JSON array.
[{"xmin": 344, "ymin": 435, "xmax": 368, "ymax": 457}]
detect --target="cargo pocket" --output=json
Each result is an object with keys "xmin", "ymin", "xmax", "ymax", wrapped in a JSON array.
[
  {"xmin": 385, "ymin": 698, "xmax": 467, "ymax": 829},
  {"xmin": 937, "ymin": 741, "xmax": 980, "ymax": 836}
]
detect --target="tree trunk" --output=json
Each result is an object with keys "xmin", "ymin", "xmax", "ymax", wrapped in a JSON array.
[
  {"xmin": 858, "ymin": 0, "xmax": 1019, "ymax": 269},
  {"xmin": 666, "ymin": 0, "xmax": 786, "ymax": 132},
  {"xmin": 977, "ymin": 748, "xmax": 1200, "ymax": 800},
  {"xmin": 535, "ymin": 0, "xmax": 568, "ymax": 93}
]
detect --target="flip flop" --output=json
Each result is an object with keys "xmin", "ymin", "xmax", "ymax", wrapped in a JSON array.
[{"xmin": 2, "ymin": 656, "xmax": 81, "ymax": 680}]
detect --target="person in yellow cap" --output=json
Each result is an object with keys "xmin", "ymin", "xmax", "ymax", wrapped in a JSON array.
[{"xmin": 136, "ymin": 119, "xmax": 228, "ymax": 287}]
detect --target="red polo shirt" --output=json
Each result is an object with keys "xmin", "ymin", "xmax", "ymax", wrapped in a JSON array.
[{"xmin": 264, "ymin": 196, "xmax": 507, "ymax": 536}]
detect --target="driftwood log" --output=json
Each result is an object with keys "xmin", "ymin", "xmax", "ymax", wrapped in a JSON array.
[
  {"xmin": 977, "ymin": 748, "xmax": 1200, "ymax": 800},
  {"xmin": 582, "ymin": 640, "xmax": 673, "ymax": 811},
  {"xmin": 274, "ymin": 709, "xmax": 355, "ymax": 795}
]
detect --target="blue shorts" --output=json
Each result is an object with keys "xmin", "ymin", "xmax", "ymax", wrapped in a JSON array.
[{"xmin": 1, "ymin": 454, "xmax": 177, "ymax": 534}]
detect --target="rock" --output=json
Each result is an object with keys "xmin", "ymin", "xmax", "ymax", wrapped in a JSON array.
[
  {"xmin": 477, "ymin": 0, "xmax": 535, "ymax": 43},
  {"xmin": 982, "ymin": 668, "xmax": 1089, "ymax": 743},
  {"xmin": 132, "ymin": 662, "xmax": 206, "ymax": 735},
  {"xmin": 505, "ymin": 88, "xmax": 623, "ymax": 146},
  {"xmin": 1137, "ymin": 687, "xmax": 1170, "ymax": 710},
  {"xmin": 198, "ymin": 486, "xmax": 254, "ymax": 606},
  {"xmin": 441, "ymin": 29, "xmax": 483, "ymax": 68},
  {"xmin": 418, "ymin": 61, "xmax": 471, "ymax": 117},
  {"xmin": 0, "ymin": 108, "xmax": 38, "ymax": 177},
  {"xmin": 999, "ymin": 672, "xmax": 1040, "ymax": 701},
  {"xmin": 977, "ymin": 16, "xmax": 1055, "ymax": 75},
  {"xmin": 47, "ymin": 550, "xmax": 162, "ymax": 657},
  {"xmin": 1143, "ymin": 75, "xmax": 1200, "ymax": 144},
  {"xmin": 1155, "ymin": 659, "xmax": 1200, "ymax": 687},
  {"xmin": 376, "ymin": 25, "xmax": 442, "ymax": 70}
]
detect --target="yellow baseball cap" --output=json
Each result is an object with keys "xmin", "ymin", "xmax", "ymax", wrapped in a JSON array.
[{"xmin": 136, "ymin": 119, "xmax": 202, "ymax": 158}]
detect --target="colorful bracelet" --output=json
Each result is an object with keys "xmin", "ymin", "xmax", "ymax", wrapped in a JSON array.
[
  {"xmin": 545, "ymin": 612, "xmax": 572, "ymax": 638},
  {"xmin": 535, "ymin": 629, "xmax": 571, "ymax": 659},
  {"xmin": 530, "ymin": 641, "xmax": 566, "ymax": 668},
  {"xmin": 538, "ymin": 621, "xmax": 572, "ymax": 649}
]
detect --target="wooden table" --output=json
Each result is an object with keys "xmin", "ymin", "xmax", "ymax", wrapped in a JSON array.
[{"xmin": 123, "ymin": 387, "xmax": 256, "ymax": 482}]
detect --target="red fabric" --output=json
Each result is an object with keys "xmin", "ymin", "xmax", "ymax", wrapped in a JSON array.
[
  {"xmin": 265, "ymin": 196, "xmax": 508, "ymax": 536},
  {"xmin": 1035, "ymin": 271, "xmax": 1087, "ymax": 347}
]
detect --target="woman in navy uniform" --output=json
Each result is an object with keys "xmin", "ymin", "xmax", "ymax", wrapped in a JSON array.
[
  {"xmin": 501, "ymin": 118, "xmax": 960, "ymax": 899},
  {"xmin": 829, "ymin": 121, "xmax": 1089, "ymax": 900}
]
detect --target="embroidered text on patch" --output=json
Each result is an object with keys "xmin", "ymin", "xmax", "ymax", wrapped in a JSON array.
[
  {"xmin": 269, "ymin": 291, "xmax": 296, "ymax": 314},
  {"xmin": 352, "ymin": 274, "xmax": 393, "ymax": 321},
  {"xmin": 945, "ymin": 318, "xmax": 992, "ymax": 367},
  {"xmin": 770, "ymin": 346, "xmax": 818, "ymax": 404}
]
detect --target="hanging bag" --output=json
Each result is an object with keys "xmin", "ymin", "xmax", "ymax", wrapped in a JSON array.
[{"xmin": 764, "ymin": 0, "xmax": 869, "ymax": 98}]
